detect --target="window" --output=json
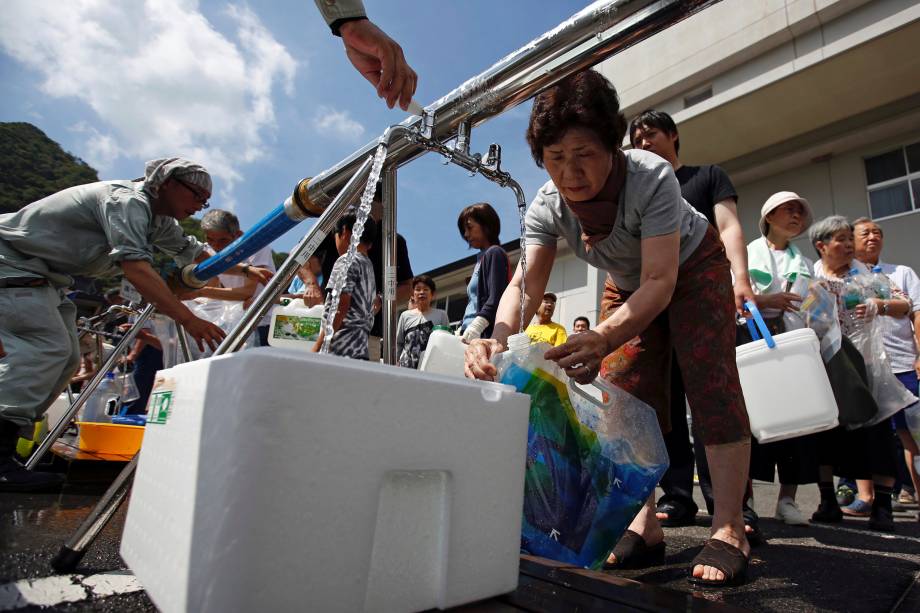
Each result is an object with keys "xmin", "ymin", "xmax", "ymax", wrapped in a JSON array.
[{"xmin": 864, "ymin": 141, "xmax": 920, "ymax": 220}]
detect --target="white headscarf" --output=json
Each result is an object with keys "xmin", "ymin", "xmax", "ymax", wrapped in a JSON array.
[{"xmin": 142, "ymin": 158, "xmax": 211, "ymax": 197}]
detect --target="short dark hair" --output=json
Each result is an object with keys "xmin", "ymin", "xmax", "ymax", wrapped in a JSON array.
[
  {"xmin": 526, "ymin": 69, "xmax": 628, "ymax": 168},
  {"xmin": 411, "ymin": 274, "xmax": 436, "ymax": 293},
  {"xmin": 335, "ymin": 213, "xmax": 375, "ymax": 245},
  {"xmin": 543, "ymin": 292, "xmax": 557, "ymax": 303},
  {"xmin": 629, "ymin": 109, "xmax": 680, "ymax": 154},
  {"xmin": 457, "ymin": 202, "xmax": 501, "ymax": 246},
  {"xmin": 573, "ymin": 316, "xmax": 590, "ymax": 327}
]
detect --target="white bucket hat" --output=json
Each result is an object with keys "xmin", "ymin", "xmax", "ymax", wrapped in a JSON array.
[{"xmin": 759, "ymin": 191, "xmax": 813, "ymax": 238}]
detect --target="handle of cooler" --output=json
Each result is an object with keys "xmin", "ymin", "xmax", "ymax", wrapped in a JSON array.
[{"xmin": 744, "ymin": 300, "xmax": 776, "ymax": 349}]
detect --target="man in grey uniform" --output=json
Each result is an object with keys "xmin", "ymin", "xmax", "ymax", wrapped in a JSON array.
[{"xmin": 0, "ymin": 158, "xmax": 270, "ymax": 491}]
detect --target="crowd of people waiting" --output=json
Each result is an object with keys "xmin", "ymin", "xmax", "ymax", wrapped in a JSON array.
[{"xmin": 1, "ymin": 62, "xmax": 918, "ymax": 590}]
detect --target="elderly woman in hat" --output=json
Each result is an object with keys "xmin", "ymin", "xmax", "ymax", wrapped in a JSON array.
[
  {"xmin": 0, "ymin": 158, "xmax": 271, "ymax": 492},
  {"xmin": 743, "ymin": 192, "xmax": 821, "ymax": 526}
]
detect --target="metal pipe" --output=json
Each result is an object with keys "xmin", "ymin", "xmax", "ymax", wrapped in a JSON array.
[
  {"xmin": 300, "ymin": 0, "xmax": 717, "ymax": 210},
  {"xmin": 176, "ymin": 322, "xmax": 194, "ymax": 364},
  {"xmin": 185, "ymin": 201, "xmax": 303, "ymax": 287},
  {"xmin": 211, "ymin": 155, "xmax": 376, "ymax": 356},
  {"xmin": 381, "ymin": 167, "xmax": 398, "ymax": 365},
  {"xmin": 26, "ymin": 304, "xmax": 156, "ymax": 469}
]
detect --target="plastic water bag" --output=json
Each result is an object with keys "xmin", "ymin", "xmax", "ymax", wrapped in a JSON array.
[{"xmin": 494, "ymin": 336, "xmax": 669, "ymax": 569}]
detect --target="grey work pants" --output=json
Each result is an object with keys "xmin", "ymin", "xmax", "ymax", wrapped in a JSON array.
[{"xmin": 0, "ymin": 284, "xmax": 80, "ymax": 427}]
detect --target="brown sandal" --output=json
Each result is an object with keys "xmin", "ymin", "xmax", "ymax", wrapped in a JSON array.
[
  {"xmin": 603, "ymin": 530, "xmax": 665, "ymax": 570},
  {"xmin": 687, "ymin": 539, "xmax": 749, "ymax": 587}
]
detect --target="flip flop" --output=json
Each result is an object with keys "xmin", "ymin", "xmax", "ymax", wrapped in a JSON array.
[
  {"xmin": 603, "ymin": 530, "xmax": 666, "ymax": 570},
  {"xmin": 655, "ymin": 495, "xmax": 698, "ymax": 527},
  {"xmin": 687, "ymin": 539, "xmax": 749, "ymax": 587},
  {"xmin": 743, "ymin": 506, "xmax": 764, "ymax": 547}
]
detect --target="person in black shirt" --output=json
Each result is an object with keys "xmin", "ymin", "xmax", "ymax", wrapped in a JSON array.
[{"xmin": 625, "ymin": 110, "xmax": 759, "ymax": 541}]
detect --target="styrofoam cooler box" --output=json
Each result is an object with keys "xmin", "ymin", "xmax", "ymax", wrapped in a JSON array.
[
  {"xmin": 120, "ymin": 347, "xmax": 530, "ymax": 613},
  {"xmin": 736, "ymin": 327, "xmax": 839, "ymax": 443}
]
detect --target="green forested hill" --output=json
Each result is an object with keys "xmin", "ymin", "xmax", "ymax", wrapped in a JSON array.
[{"xmin": 0, "ymin": 122, "xmax": 99, "ymax": 213}]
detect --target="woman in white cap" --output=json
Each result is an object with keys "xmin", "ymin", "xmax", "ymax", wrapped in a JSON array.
[{"xmin": 744, "ymin": 191, "xmax": 818, "ymax": 526}]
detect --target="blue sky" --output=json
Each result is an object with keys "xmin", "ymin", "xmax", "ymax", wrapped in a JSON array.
[{"xmin": 0, "ymin": 0, "xmax": 589, "ymax": 273}]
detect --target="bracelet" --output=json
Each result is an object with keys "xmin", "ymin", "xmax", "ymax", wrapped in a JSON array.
[{"xmin": 880, "ymin": 300, "xmax": 888, "ymax": 315}]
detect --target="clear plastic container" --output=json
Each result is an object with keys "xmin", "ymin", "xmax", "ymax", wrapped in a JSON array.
[{"xmin": 80, "ymin": 372, "xmax": 120, "ymax": 423}]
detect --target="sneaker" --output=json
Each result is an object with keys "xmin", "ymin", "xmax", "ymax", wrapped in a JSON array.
[
  {"xmin": 0, "ymin": 456, "xmax": 65, "ymax": 493},
  {"xmin": 841, "ymin": 498, "xmax": 872, "ymax": 517},
  {"xmin": 836, "ymin": 484, "xmax": 855, "ymax": 507},
  {"xmin": 775, "ymin": 497, "xmax": 809, "ymax": 526},
  {"xmin": 897, "ymin": 491, "xmax": 916, "ymax": 505}
]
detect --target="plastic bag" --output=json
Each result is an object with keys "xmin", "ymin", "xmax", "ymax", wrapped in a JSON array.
[
  {"xmin": 788, "ymin": 278, "xmax": 842, "ymax": 362},
  {"xmin": 151, "ymin": 299, "xmax": 255, "ymax": 367},
  {"xmin": 847, "ymin": 319, "xmax": 918, "ymax": 426},
  {"xmin": 904, "ymin": 403, "xmax": 920, "ymax": 474},
  {"xmin": 493, "ymin": 335, "xmax": 669, "ymax": 570}
]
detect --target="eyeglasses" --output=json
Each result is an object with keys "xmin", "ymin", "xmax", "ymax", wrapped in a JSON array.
[{"xmin": 175, "ymin": 179, "xmax": 210, "ymax": 209}]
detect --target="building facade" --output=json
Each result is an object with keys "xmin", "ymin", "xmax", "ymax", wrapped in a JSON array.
[{"xmin": 424, "ymin": 0, "xmax": 919, "ymax": 329}]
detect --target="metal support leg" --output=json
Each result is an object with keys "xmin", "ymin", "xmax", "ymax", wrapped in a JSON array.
[
  {"xmin": 26, "ymin": 304, "xmax": 156, "ymax": 470},
  {"xmin": 50, "ymin": 318, "xmax": 194, "ymax": 573},
  {"xmin": 50, "ymin": 455, "xmax": 138, "ymax": 573},
  {"xmin": 381, "ymin": 166, "xmax": 398, "ymax": 366}
]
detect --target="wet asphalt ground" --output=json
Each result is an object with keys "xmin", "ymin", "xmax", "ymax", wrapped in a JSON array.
[{"xmin": 1, "ymin": 462, "xmax": 918, "ymax": 612}]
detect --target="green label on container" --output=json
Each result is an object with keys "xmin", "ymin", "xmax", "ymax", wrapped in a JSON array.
[
  {"xmin": 147, "ymin": 390, "xmax": 173, "ymax": 425},
  {"xmin": 272, "ymin": 315, "xmax": 322, "ymax": 342}
]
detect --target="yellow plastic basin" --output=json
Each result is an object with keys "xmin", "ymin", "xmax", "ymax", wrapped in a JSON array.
[{"xmin": 77, "ymin": 422, "xmax": 145, "ymax": 455}]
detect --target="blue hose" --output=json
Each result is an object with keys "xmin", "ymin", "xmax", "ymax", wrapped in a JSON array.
[{"xmin": 191, "ymin": 202, "xmax": 297, "ymax": 282}]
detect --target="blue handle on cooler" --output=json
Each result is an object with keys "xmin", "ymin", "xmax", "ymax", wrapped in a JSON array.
[{"xmin": 744, "ymin": 301, "xmax": 776, "ymax": 349}]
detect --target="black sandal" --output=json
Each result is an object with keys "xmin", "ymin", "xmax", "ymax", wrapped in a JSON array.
[
  {"xmin": 603, "ymin": 530, "xmax": 666, "ymax": 570},
  {"xmin": 743, "ymin": 506, "xmax": 764, "ymax": 547},
  {"xmin": 687, "ymin": 539, "xmax": 749, "ymax": 587},
  {"xmin": 656, "ymin": 495, "xmax": 698, "ymax": 528}
]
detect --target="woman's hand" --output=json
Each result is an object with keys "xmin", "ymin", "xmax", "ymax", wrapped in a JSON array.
[
  {"xmin": 544, "ymin": 330, "xmax": 610, "ymax": 384},
  {"xmin": 757, "ymin": 292, "xmax": 802, "ymax": 312},
  {"xmin": 853, "ymin": 300, "xmax": 878, "ymax": 320},
  {"xmin": 464, "ymin": 338, "xmax": 504, "ymax": 381}
]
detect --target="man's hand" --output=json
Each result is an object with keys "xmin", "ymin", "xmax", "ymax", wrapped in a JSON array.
[
  {"xmin": 340, "ymin": 19, "xmax": 417, "ymax": 110},
  {"xmin": 545, "ymin": 330, "xmax": 610, "ymax": 385},
  {"xmin": 246, "ymin": 266, "xmax": 274, "ymax": 285},
  {"xmin": 914, "ymin": 356, "xmax": 920, "ymax": 380},
  {"xmin": 0, "ymin": 337, "xmax": 6, "ymax": 359},
  {"xmin": 180, "ymin": 316, "xmax": 226, "ymax": 352}
]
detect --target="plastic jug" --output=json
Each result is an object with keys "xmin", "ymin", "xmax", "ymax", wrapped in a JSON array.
[
  {"xmin": 80, "ymin": 372, "xmax": 120, "ymax": 423},
  {"xmin": 494, "ymin": 333, "xmax": 669, "ymax": 570},
  {"xmin": 120, "ymin": 369, "xmax": 140, "ymax": 405},
  {"xmin": 267, "ymin": 298, "xmax": 324, "ymax": 350},
  {"xmin": 418, "ymin": 329, "xmax": 468, "ymax": 378}
]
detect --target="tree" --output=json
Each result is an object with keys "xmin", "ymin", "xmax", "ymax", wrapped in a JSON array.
[{"xmin": 0, "ymin": 122, "xmax": 99, "ymax": 213}]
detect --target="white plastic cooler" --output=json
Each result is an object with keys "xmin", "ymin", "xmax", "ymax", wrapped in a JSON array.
[
  {"xmin": 120, "ymin": 348, "xmax": 531, "ymax": 613},
  {"xmin": 736, "ymin": 310, "xmax": 838, "ymax": 443}
]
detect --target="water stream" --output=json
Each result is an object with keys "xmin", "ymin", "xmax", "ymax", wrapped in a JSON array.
[
  {"xmin": 517, "ymin": 204, "xmax": 528, "ymax": 334},
  {"xmin": 320, "ymin": 143, "xmax": 388, "ymax": 354}
]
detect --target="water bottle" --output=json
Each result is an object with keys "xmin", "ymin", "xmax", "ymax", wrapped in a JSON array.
[
  {"xmin": 843, "ymin": 268, "xmax": 866, "ymax": 310},
  {"xmin": 81, "ymin": 372, "xmax": 120, "ymax": 423},
  {"xmin": 869, "ymin": 265, "xmax": 891, "ymax": 300}
]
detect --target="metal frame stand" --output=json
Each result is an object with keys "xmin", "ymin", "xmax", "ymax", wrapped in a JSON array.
[
  {"xmin": 44, "ymin": 0, "xmax": 717, "ymax": 575},
  {"xmin": 48, "ymin": 317, "xmax": 194, "ymax": 573}
]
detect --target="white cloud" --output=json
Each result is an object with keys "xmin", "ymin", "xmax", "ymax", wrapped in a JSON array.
[
  {"xmin": 312, "ymin": 106, "xmax": 365, "ymax": 141},
  {"xmin": 0, "ymin": 0, "xmax": 297, "ymax": 197}
]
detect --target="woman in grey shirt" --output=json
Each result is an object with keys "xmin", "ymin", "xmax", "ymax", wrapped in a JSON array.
[{"xmin": 464, "ymin": 70, "xmax": 752, "ymax": 587}]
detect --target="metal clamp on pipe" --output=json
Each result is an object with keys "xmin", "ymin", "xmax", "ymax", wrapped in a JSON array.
[{"xmin": 178, "ymin": 263, "xmax": 209, "ymax": 290}]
